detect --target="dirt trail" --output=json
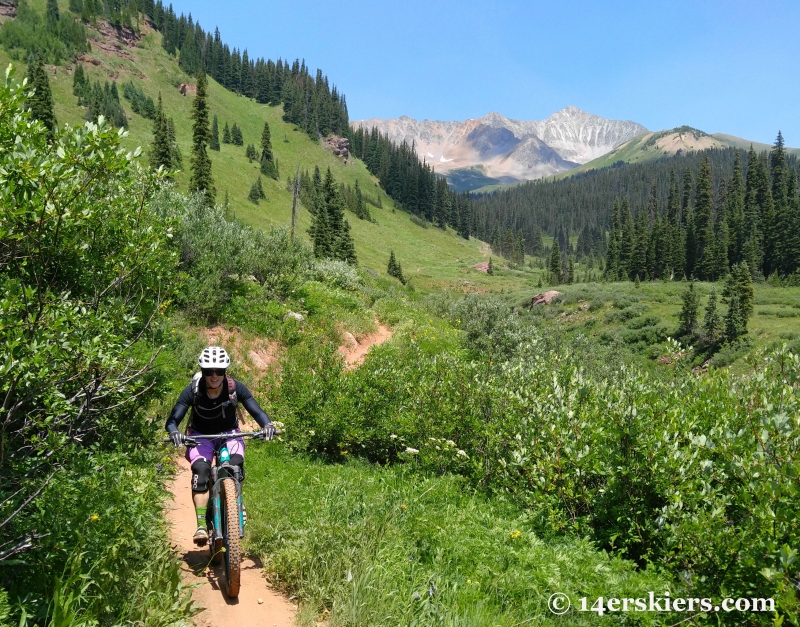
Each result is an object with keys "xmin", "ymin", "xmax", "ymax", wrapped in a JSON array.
[
  {"xmin": 166, "ymin": 458, "xmax": 296, "ymax": 627},
  {"xmin": 337, "ymin": 321, "xmax": 393, "ymax": 368}
]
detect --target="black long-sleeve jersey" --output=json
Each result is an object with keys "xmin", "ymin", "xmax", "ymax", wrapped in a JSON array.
[{"xmin": 165, "ymin": 377, "xmax": 271, "ymax": 435}]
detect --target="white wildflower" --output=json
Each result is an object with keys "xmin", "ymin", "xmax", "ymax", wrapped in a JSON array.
[
  {"xmin": 456, "ymin": 450, "xmax": 468, "ymax": 458},
  {"xmin": 404, "ymin": 447, "xmax": 419, "ymax": 454}
]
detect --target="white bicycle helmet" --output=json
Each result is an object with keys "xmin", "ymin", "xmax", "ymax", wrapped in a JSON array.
[{"xmin": 198, "ymin": 346, "xmax": 231, "ymax": 369}]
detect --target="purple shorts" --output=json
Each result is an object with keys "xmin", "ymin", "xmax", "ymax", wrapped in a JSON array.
[{"xmin": 185, "ymin": 428, "xmax": 245, "ymax": 466}]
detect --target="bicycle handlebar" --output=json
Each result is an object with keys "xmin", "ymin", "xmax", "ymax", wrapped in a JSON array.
[{"xmin": 162, "ymin": 429, "xmax": 283, "ymax": 445}]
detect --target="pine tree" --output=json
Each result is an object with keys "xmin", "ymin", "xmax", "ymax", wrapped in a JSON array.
[
  {"xmin": 387, "ymin": 251, "xmax": 406, "ymax": 284},
  {"xmin": 605, "ymin": 198, "xmax": 622, "ymax": 279},
  {"xmin": 353, "ymin": 180, "xmax": 370, "ymax": 220},
  {"xmin": 222, "ymin": 121, "xmax": 231, "ymax": 144},
  {"xmin": 210, "ymin": 114, "xmax": 220, "ymax": 151},
  {"xmin": 567, "ymin": 256, "xmax": 575, "ymax": 284},
  {"xmin": 693, "ymin": 158, "xmax": 714, "ymax": 280},
  {"xmin": 248, "ymin": 180, "xmax": 261, "ymax": 204},
  {"xmin": 487, "ymin": 257, "xmax": 494, "ymax": 276},
  {"xmin": 336, "ymin": 217, "xmax": 357, "ymax": 265},
  {"xmin": 679, "ymin": 281, "xmax": 699, "ymax": 337},
  {"xmin": 308, "ymin": 198, "xmax": 331, "ymax": 258},
  {"xmin": 620, "ymin": 200, "xmax": 635, "ymax": 279},
  {"xmin": 46, "ymin": 0, "xmax": 60, "ymax": 29},
  {"xmin": 722, "ymin": 262, "xmax": 754, "ymax": 328},
  {"xmin": 702, "ymin": 288, "xmax": 721, "ymax": 342},
  {"xmin": 724, "ymin": 293, "xmax": 745, "ymax": 341},
  {"xmin": 259, "ymin": 121, "xmax": 277, "ymax": 178},
  {"xmin": 166, "ymin": 117, "xmax": 181, "ymax": 166},
  {"xmin": 25, "ymin": 56, "xmax": 57, "ymax": 136},
  {"xmin": 189, "ymin": 72, "xmax": 215, "ymax": 204},
  {"xmin": 770, "ymin": 131, "xmax": 793, "ymax": 276},
  {"xmin": 549, "ymin": 239, "xmax": 561, "ymax": 285},
  {"xmin": 245, "ymin": 143, "xmax": 257, "ymax": 161},
  {"xmin": 72, "ymin": 62, "xmax": 86, "ymax": 97},
  {"xmin": 231, "ymin": 122, "xmax": 243, "ymax": 146},
  {"xmin": 150, "ymin": 92, "xmax": 172, "ymax": 170}
]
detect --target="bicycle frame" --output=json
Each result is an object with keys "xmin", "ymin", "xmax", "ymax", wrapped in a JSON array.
[{"xmin": 209, "ymin": 447, "xmax": 245, "ymax": 540}]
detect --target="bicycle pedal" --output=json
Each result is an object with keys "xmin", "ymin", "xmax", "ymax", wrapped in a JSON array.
[{"xmin": 192, "ymin": 527, "xmax": 209, "ymax": 546}]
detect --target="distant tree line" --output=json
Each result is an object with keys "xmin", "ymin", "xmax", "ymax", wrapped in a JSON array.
[
  {"xmin": 605, "ymin": 135, "xmax": 800, "ymax": 282},
  {"xmin": 0, "ymin": 0, "xmax": 89, "ymax": 63},
  {"xmin": 68, "ymin": 0, "xmax": 143, "ymax": 29},
  {"xmin": 349, "ymin": 126, "xmax": 472, "ymax": 238},
  {"xmin": 142, "ymin": 2, "xmax": 349, "ymax": 139},
  {"xmin": 470, "ymin": 146, "xmax": 798, "ymax": 268}
]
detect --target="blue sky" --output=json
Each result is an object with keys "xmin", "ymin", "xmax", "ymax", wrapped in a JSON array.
[{"xmin": 170, "ymin": 0, "xmax": 799, "ymax": 146}]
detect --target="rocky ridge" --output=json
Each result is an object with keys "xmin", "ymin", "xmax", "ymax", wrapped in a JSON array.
[{"xmin": 352, "ymin": 107, "xmax": 647, "ymax": 184}]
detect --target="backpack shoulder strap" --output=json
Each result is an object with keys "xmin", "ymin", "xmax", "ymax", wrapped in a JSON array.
[
  {"xmin": 191, "ymin": 372, "xmax": 203, "ymax": 405},
  {"xmin": 226, "ymin": 376, "xmax": 238, "ymax": 408}
]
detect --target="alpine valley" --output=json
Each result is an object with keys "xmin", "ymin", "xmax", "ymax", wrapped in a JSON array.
[{"xmin": 354, "ymin": 109, "xmax": 799, "ymax": 192}]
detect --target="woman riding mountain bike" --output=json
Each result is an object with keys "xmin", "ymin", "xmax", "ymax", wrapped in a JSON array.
[{"xmin": 165, "ymin": 346, "xmax": 276, "ymax": 546}]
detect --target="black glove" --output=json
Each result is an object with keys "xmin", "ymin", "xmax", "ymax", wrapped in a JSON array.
[
  {"xmin": 259, "ymin": 424, "xmax": 276, "ymax": 441},
  {"xmin": 169, "ymin": 431, "xmax": 187, "ymax": 447}
]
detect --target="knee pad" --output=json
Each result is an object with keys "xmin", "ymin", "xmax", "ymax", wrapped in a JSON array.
[
  {"xmin": 190, "ymin": 459, "xmax": 211, "ymax": 493},
  {"xmin": 229, "ymin": 453, "xmax": 245, "ymax": 482}
]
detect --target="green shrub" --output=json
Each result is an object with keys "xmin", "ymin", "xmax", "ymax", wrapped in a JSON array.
[
  {"xmin": 152, "ymin": 189, "xmax": 312, "ymax": 320},
  {"xmin": 626, "ymin": 315, "xmax": 662, "ymax": 329},
  {"xmin": 605, "ymin": 303, "xmax": 649, "ymax": 323},
  {"xmin": 709, "ymin": 338, "xmax": 752, "ymax": 368},
  {"xmin": 311, "ymin": 258, "xmax": 362, "ymax": 291},
  {"xmin": 0, "ymin": 588, "xmax": 9, "ymax": 627},
  {"xmin": 0, "ymin": 67, "xmax": 190, "ymax": 625}
]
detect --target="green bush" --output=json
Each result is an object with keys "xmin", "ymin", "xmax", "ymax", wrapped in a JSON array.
[
  {"xmin": 626, "ymin": 315, "xmax": 662, "ymax": 329},
  {"xmin": 310, "ymin": 258, "xmax": 362, "ymax": 291},
  {"xmin": 0, "ymin": 67, "xmax": 191, "ymax": 625},
  {"xmin": 151, "ymin": 189, "xmax": 312, "ymax": 321},
  {"xmin": 605, "ymin": 303, "xmax": 649, "ymax": 323}
]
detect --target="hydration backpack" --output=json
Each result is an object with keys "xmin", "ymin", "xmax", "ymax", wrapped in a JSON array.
[{"xmin": 190, "ymin": 371, "xmax": 238, "ymax": 409}]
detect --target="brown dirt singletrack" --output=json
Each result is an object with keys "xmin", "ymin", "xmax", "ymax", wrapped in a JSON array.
[{"xmin": 166, "ymin": 458, "xmax": 296, "ymax": 627}]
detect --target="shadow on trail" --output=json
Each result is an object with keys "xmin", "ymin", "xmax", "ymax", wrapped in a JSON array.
[{"xmin": 180, "ymin": 545, "xmax": 265, "ymax": 605}]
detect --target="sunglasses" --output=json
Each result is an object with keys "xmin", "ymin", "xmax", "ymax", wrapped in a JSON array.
[{"xmin": 202, "ymin": 368, "xmax": 226, "ymax": 377}]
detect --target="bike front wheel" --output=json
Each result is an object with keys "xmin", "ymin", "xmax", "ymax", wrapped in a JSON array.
[{"xmin": 221, "ymin": 477, "xmax": 241, "ymax": 597}]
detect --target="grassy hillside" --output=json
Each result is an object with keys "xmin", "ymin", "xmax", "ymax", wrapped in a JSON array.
[
  {"xmin": 556, "ymin": 128, "xmax": 800, "ymax": 181},
  {"xmin": 0, "ymin": 2, "xmax": 535, "ymax": 292}
]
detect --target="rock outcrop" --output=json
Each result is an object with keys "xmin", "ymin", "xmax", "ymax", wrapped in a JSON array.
[
  {"xmin": 530, "ymin": 290, "xmax": 562, "ymax": 307},
  {"xmin": 0, "ymin": 0, "xmax": 17, "ymax": 18}
]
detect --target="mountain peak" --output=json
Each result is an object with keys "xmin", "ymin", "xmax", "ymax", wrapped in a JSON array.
[{"xmin": 351, "ymin": 108, "xmax": 649, "ymax": 189}]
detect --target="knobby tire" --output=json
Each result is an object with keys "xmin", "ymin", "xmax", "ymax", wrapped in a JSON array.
[{"xmin": 221, "ymin": 477, "xmax": 241, "ymax": 597}]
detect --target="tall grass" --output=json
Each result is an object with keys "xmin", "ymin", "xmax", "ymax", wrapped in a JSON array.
[{"xmin": 245, "ymin": 448, "xmax": 670, "ymax": 627}]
